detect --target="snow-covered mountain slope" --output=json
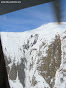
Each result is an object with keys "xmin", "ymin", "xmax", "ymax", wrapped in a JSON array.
[{"xmin": 1, "ymin": 22, "xmax": 66, "ymax": 88}]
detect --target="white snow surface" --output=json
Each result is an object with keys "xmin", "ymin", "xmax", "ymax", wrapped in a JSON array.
[{"xmin": 0, "ymin": 22, "xmax": 66, "ymax": 88}]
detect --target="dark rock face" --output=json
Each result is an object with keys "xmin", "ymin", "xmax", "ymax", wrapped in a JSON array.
[
  {"xmin": 5, "ymin": 56, "xmax": 26, "ymax": 87},
  {"xmin": 23, "ymin": 34, "xmax": 38, "ymax": 50},
  {"xmin": 0, "ymin": 39, "xmax": 10, "ymax": 88},
  {"xmin": 9, "ymin": 63, "xmax": 17, "ymax": 80},
  {"xmin": 17, "ymin": 58, "xmax": 26, "ymax": 87},
  {"xmin": 62, "ymin": 31, "xmax": 66, "ymax": 77},
  {"xmin": 37, "ymin": 35, "xmax": 61, "ymax": 88},
  {"xmin": 4, "ymin": 56, "xmax": 11, "ymax": 74}
]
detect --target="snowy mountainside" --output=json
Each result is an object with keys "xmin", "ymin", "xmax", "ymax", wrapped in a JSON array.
[{"xmin": 1, "ymin": 22, "xmax": 66, "ymax": 88}]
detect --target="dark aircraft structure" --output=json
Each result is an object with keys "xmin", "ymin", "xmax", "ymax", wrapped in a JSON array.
[
  {"xmin": 0, "ymin": 0, "xmax": 61, "ymax": 88},
  {"xmin": 0, "ymin": 0, "xmax": 61, "ymax": 22}
]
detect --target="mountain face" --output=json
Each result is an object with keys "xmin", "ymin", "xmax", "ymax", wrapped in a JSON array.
[{"xmin": 1, "ymin": 22, "xmax": 66, "ymax": 88}]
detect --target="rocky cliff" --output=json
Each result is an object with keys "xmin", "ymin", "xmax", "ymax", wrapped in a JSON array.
[{"xmin": 1, "ymin": 22, "xmax": 66, "ymax": 88}]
